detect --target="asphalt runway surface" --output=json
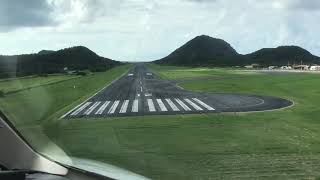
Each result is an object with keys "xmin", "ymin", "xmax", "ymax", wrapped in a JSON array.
[{"xmin": 62, "ymin": 64, "xmax": 292, "ymax": 118}]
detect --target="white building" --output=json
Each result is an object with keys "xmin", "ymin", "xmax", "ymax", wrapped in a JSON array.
[
  {"xmin": 310, "ymin": 66, "xmax": 320, "ymax": 71},
  {"xmin": 280, "ymin": 66, "xmax": 292, "ymax": 70}
]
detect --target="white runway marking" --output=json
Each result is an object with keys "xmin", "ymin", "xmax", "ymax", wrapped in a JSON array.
[
  {"xmin": 174, "ymin": 98, "xmax": 191, "ymax": 111},
  {"xmin": 108, "ymin": 101, "xmax": 120, "ymax": 114},
  {"xmin": 145, "ymin": 93, "xmax": 152, "ymax": 97},
  {"xmin": 156, "ymin": 99, "xmax": 168, "ymax": 112},
  {"xmin": 71, "ymin": 102, "xmax": 92, "ymax": 116},
  {"xmin": 119, "ymin": 100, "xmax": 129, "ymax": 113},
  {"xmin": 61, "ymin": 102, "xmax": 85, "ymax": 118},
  {"xmin": 192, "ymin": 98, "xmax": 215, "ymax": 110},
  {"xmin": 165, "ymin": 98, "xmax": 180, "ymax": 111},
  {"xmin": 147, "ymin": 99, "xmax": 156, "ymax": 112},
  {"xmin": 95, "ymin": 101, "xmax": 110, "ymax": 115},
  {"xmin": 84, "ymin": 101, "xmax": 101, "ymax": 115},
  {"xmin": 132, "ymin": 99, "xmax": 139, "ymax": 112},
  {"xmin": 184, "ymin": 98, "xmax": 203, "ymax": 111}
]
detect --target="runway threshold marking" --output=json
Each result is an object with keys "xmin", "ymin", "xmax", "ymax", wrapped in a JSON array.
[
  {"xmin": 61, "ymin": 102, "xmax": 85, "ymax": 118},
  {"xmin": 95, "ymin": 101, "xmax": 110, "ymax": 115},
  {"xmin": 84, "ymin": 101, "xmax": 101, "ymax": 115},
  {"xmin": 156, "ymin": 99, "xmax": 168, "ymax": 112},
  {"xmin": 119, "ymin": 100, "xmax": 129, "ymax": 113},
  {"xmin": 147, "ymin": 99, "xmax": 156, "ymax": 112},
  {"xmin": 184, "ymin": 98, "xmax": 203, "ymax": 111},
  {"xmin": 192, "ymin": 98, "xmax": 215, "ymax": 110},
  {"xmin": 174, "ymin": 98, "xmax": 191, "ymax": 111},
  {"xmin": 108, "ymin": 100, "xmax": 120, "ymax": 114},
  {"xmin": 165, "ymin": 98, "xmax": 180, "ymax": 111},
  {"xmin": 71, "ymin": 102, "xmax": 92, "ymax": 116},
  {"xmin": 132, "ymin": 99, "xmax": 139, "ymax": 112}
]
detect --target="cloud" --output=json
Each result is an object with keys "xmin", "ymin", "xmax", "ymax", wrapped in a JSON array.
[
  {"xmin": 269, "ymin": 0, "xmax": 320, "ymax": 11},
  {"xmin": 0, "ymin": 0, "xmax": 320, "ymax": 60},
  {"xmin": 0, "ymin": 0, "xmax": 55, "ymax": 31}
]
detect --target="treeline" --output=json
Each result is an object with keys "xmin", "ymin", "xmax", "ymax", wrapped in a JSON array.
[{"xmin": 0, "ymin": 46, "xmax": 122, "ymax": 78}]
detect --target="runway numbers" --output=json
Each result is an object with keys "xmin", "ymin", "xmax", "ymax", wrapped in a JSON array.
[{"xmin": 67, "ymin": 97, "xmax": 215, "ymax": 117}]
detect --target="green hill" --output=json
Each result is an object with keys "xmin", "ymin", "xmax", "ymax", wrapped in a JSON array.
[
  {"xmin": 0, "ymin": 46, "xmax": 121, "ymax": 78},
  {"xmin": 155, "ymin": 35, "xmax": 320, "ymax": 67},
  {"xmin": 154, "ymin": 35, "xmax": 240, "ymax": 66},
  {"xmin": 244, "ymin": 46, "xmax": 320, "ymax": 66}
]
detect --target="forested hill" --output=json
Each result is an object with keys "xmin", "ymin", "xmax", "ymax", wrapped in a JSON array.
[
  {"xmin": 0, "ymin": 46, "xmax": 122, "ymax": 78},
  {"xmin": 154, "ymin": 35, "xmax": 320, "ymax": 67},
  {"xmin": 154, "ymin": 35, "xmax": 240, "ymax": 66},
  {"xmin": 244, "ymin": 46, "xmax": 320, "ymax": 66}
]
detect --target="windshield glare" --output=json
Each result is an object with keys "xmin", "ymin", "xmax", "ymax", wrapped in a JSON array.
[{"xmin": 1, "ymin": 1, "xmax": 320, "ymax": 179}]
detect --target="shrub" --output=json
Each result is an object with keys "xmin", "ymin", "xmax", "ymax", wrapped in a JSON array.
[
  {"xmin": 0, "ymin": 90, "xmax": 4, "ymax": 97},
  {"xmin": 76, "ymin": 71, "xmax": 87, "ymax": 76}
]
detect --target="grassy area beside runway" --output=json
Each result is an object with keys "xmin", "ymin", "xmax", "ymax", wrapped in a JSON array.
[
  {"xmin": 0, "ymin": 65, "xmax": 130, "ymax": 151},
  {"xmin": 46, "ymin": 64, "xmax": 320, "ymax": 179},
  {"xmin": 0, "ymin": 74, "xmax": 80, "ymax": 94}
]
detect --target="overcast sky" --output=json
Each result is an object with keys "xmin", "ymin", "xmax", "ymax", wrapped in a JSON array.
[{"xmin": 0, "ymin": 0, "xmax": 319, "ymax": 61}]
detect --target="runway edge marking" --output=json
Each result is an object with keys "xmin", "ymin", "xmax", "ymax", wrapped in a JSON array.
[{"xmin": 60, "ymin": 66, "xmax": 132, "ymax": 119}]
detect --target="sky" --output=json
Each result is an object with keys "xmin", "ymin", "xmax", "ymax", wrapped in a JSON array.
[{"xmin": 0, "ymin": 0, "xmax": 320, "ymax": 61}]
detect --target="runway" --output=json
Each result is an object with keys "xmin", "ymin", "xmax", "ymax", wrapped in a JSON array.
[{"xmin": 62, "ymin": 64, "xmax": 292, "ymax": 118}]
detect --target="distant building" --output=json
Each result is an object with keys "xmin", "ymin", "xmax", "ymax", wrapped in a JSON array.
[
  {"xmin": 280, "ymin": 66, "xmax": 292, "ymax": 70},
  {"xmin": 293, "ymin": 65, "xmax": 309, "ymax": 70},
  {"xmin": 310, "ymin": 66, "xmax": 320, "ymax": 71},
  {"xmin": 245, "ymin": 64, "xmax": 261, "ymax": 69},
  {"xmin": 268, "ymin": 66, "xmax": 277, "ymax": 70}
]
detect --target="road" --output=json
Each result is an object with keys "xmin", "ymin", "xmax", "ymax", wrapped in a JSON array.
[{"xmin": 62, "ymin": 63, "xmax": 292, "ymax": 118}]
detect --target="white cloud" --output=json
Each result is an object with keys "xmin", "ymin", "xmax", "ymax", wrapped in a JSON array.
[{"xmin": 0, "ymin": 0, "xmax": 319, "ymax": 60}]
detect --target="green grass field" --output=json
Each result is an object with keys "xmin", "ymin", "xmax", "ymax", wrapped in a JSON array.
[
  {"xmin": 0, "ymin": 75, "xmax": 81, "ymax": 94},
  {"xmin": 2, "ymin": 63, "xmax": 320, "ymax": 179},
  {"xmin": 0, "ymin": 65, "xmax": 130, "ymax": 151}
]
